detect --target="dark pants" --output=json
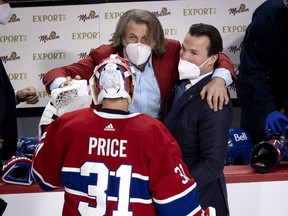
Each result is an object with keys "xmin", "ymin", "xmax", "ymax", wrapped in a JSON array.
[{"xmin": 238, "ymin": 93, "xmax": 266, "ymax": 145}]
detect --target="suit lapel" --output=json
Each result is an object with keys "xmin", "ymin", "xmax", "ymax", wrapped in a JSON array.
[{"xmin": 164, "ymin": 75, "xmax": 212, "ymax": 127}]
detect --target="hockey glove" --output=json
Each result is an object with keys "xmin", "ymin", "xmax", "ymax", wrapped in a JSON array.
[
  {"xmin": 250, "ymin": 139, "xmax": 283, "ymax": 173},
  {"xmin": 2, "ymin": 155, "xmax": 33, "ymax": 185}
]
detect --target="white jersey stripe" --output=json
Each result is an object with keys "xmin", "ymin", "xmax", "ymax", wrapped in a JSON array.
[
  {"xmin": 132, "ymin": 173, "xmax": 149, "ymax": 181},
  {"xmin": 187, "ymin": 206, "xmax": 202, "ymax": 216},
  {"xmin": 62, "ymin": 167, "xmax": 80, "ymax": 172},
  {"xmin": 108, "ymin": 196, "xmax": 153, "ymax": 204}
]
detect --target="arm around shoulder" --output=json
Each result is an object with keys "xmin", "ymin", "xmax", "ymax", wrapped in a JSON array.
[
  {"xmin": 217, "ymin": 53, "xmax": 237, "ymax": 85},
  {"xmin": 42, "ymin": 44, "xmax": 116, "ymax": 94}
]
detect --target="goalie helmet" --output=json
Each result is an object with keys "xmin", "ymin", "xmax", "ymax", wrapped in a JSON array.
[
  {"xmin": 89, "ymin": 54, "xmax": 136, "ymax": 105},
  {"xmin": 226, "ymin": 127, "xmax": 253, "ymax": 165}
]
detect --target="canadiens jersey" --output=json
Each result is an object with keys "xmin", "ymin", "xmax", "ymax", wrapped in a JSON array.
[{"xmin": 32, "ymin": 108, "xmax": 204, "ymax": 216}]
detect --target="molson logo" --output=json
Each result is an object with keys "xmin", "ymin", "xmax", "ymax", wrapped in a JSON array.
[
  {"xmin": 33, "ymin": 52, "xmax": 66, "ymax": 60},
  {"xmin": 0, "ymin": 52, "xmax": 21, "ymax": 63},
  {"xmin": 72, "ymin": 32, "xmax": 99, "ymax": 40},
  {"xmin": 183, "ymin": 8, "xmax": 216, "ymax": 16},
  {"xmin": 78, "ymin": 10, "xmax": 99, "ymax": 22},
  {"xmin": 0, "ymin": 35, "xmax": 26, "ymax": 43},
  {"xmin": 78, "ymin": 51, "xmax": 91, "ymax": 59},
  {"xmin": 32, "ymin": 14, "xmax": 66, "ymax": 22},
  {"xmin": 228, "ymin": 42, "xmax": 242, "ymax": 54},
  {"xmin": 78, "ymin": 48, "xmax": 95, "ymax": 59},
  {"xmin": 228, "ymin": 4, "xmax": 249, "ymax": 16},
  {"xmin": 104, "ymin": 12, "xmax": 124, "ymax": 19},
  {"xmin": 8, "ymin": 14, "xmax": 20, "ymax": 23},
  {"xmin": 38, "ymin": 31, "xmax": 60, "ymax": 43},
  {"xmin": 152, "ymin": 7, "xmax": 171, "ymax": 17},
  {"xmin": 38, "ymin": 73, "xmax": 45, "ymax": 80}
]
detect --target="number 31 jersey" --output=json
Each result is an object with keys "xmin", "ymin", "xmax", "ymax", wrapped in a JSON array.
[{"xmin": 32, "ymin": 108, "xmax": 204, "ymax": 216}]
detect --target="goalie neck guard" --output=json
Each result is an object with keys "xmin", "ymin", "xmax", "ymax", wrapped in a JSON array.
[{"xmin": 89, "ymin": 54, "xmax": 136, "ymax": 105}]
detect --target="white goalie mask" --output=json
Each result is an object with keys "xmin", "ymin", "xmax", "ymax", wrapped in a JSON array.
[{"xmin": 89, "ymin": 54, "xmax": 136, "ymax": 105}]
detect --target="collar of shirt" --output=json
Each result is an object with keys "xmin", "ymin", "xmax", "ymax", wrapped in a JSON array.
[
  {"xmin": 185, "ymin": 71, "xmax": 213, "ymax": 90},
  {"xmin": 123, "ymin": 49, "xmax": 161, "ymax": 119},
  {"xmin": 99, "ymin": 108, "xmax": 130, "ymax": 115}
]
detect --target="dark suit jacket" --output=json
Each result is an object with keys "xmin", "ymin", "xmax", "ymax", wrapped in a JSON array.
[
  {"xmin": 0, "ymin": 60, "xmax": 17, "ymax": 160},
  {"xmin": 164, "ymin": 74, "xmax": 233, "ymax": 216}
]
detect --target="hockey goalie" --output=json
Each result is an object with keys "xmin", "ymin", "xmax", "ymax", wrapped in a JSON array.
[{"xmin": 32, "ymin": 54, "xmax": 216, "ymax": 216}]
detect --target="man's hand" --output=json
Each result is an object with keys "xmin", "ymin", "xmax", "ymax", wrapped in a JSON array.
[
  {"xmin": 17, "ymin": 86, "xmax": 39, "ymax": 104},
  {"xmin": 59, "ymin": 75, "xmax": 81, "ymax": 88},
  {"xmin": 200, "ymin": 77, "xmax": 229, "ymax": 111},
  {"xmin": 265, "ymin": 111, "xmax": 288, "ymax": 137}
]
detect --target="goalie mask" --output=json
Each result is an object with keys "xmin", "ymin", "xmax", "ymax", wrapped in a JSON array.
[{"xmin": 89, "ymin": 54, "xmax": 136, "ymax": 105}]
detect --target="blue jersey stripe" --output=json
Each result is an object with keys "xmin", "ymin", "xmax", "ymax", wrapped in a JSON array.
[
  {"xmin": 61, "ymin": 170, "xmax": 151, "ymax": 200},
  {"xmin": 154, "ymin": 187, "xmax": 200, "ymax": 216}
]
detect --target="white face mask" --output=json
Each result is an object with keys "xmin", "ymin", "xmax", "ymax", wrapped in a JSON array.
[
  {"xmin": 0, "ymin": 3, "xmax": 12, "ymax": 25},
  {"xmin": 125, "ymin": 43, "xmax": 151, "ymax": 66},
  {"xmin": 178, "ymin": 57, "xmax": 210, "ymax": 80}
]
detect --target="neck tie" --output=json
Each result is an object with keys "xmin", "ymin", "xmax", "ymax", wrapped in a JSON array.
[{"xmin": 172, "ymin": 79, "xmax": 190, "ymax": 106}]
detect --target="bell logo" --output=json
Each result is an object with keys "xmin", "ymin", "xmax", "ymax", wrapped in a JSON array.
[{"xmin": 234, "ymin": 132, "xmax": 247, "ymax": 142}]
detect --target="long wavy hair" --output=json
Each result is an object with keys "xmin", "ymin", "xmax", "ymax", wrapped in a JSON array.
[{"xmin": 109, "ymin": 9, "xmax": 167, "ymax": 56}]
